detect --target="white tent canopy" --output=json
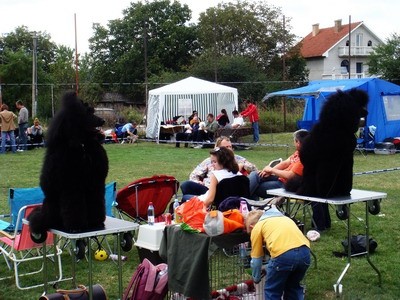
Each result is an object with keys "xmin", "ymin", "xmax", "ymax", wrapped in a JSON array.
[{"xmin": 146, "ymin": 76, "xmax": 238, "ymax": 139}]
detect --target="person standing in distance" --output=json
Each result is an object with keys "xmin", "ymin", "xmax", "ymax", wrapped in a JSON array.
[
  {"xmin": 241, "ymin": 99, "xmax": 260, "ymax": 143},
  {"xmin": 16, "ymin": 100, "xmax": 29, "ymax": 151}
]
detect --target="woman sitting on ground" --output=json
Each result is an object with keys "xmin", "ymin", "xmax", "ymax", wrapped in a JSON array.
[{"xmin": 28, "ymin": 117, "xmax": 44, "ymax": 147}]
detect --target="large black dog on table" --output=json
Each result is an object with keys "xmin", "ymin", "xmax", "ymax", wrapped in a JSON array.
[
  {"xmin": 29, "ymin": 92, "xmax": 109, "ymax": 235},
  {"xmin": 298, "ymin": 89, "xmax": 369, "ymax": 230}
]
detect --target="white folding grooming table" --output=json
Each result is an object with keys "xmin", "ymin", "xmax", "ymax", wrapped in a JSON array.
[
  {"xmin": 43, "ymin": 216, "xmax": 139, "ymax": 300},
  {"xmin": 267, "ymin": 188, "xmax": 386, "ymax": 296}
]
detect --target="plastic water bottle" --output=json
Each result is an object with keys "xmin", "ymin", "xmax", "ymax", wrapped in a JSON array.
[
  {"xmin": 147, "ymin": 202, "xmax": 155, "ymax": 225},
  {"xmin": 109, "ymin": 254, "xmax": 128, "ymax": 261},
  {"xmin": 239, "ymin": 242, "xmax": 247, "ymax": 258},
  {"xmin": 173, "ymin": 198, "xmax": 180, "ymax": 222},
  {"xmin": 239, "ymin": 200, "xmax": 249, "ymax": 266},
  {"xmin": 240, "ymin": 200, "xmax": 249, "ymax": 218}
]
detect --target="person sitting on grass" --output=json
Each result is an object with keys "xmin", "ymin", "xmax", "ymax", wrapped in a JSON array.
[
  {"xmin": 28, "ymin": 117, "xmax": 44, "ymax": 147},
  {"xmin": 246, "ymin": 209, "xmax": 311, "ymax": 300},
  {"xmin": 121, "ymin": 121, "xmax": 138, "ymax": 143}
]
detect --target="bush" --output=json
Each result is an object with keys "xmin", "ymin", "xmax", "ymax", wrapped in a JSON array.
[
  {"xmin": 258, "ymin": 100, "xmax": 304, "ymax": 133},
  {"xmin": 115, "ymin": 106, "xmax": 146, "ymax": 126}
]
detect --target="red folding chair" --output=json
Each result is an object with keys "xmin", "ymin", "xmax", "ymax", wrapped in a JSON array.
[{"xmin": 116, "ymin": 175, "xmax": 179, "ymax": 223}]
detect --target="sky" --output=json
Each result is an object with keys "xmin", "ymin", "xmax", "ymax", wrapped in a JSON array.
[{"xmin": 1, "ymin": 0, "xmax": 399, "ymax": 54}]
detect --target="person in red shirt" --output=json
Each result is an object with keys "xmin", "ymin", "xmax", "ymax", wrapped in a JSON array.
[{"xmin": 240, "ymin": 99, "xmax": 260, "ymax": 142}]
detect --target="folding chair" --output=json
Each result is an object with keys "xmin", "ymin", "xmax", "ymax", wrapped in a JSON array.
[
  {"xmin": 89, "ymin": 182, "xmax": 135, "ymax": 257},
  {"xmin": 0, "ymin": 187, "xmax": 44, "ymax": 232},
  {"xmin": 214, "ymin": 176, "xmax": 250, "ymax": 209},
  {"xmin": 0, "ymin": 203, "xmax": 63, "ymax": 290},
  {"xmin": 116, "ymin": 175, "xmax": 179, "ymax": 223}
]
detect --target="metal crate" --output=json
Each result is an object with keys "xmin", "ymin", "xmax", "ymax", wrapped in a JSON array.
[{"xmin": 169, "ymin": 243, "xmax": 267, "ymax": 300}]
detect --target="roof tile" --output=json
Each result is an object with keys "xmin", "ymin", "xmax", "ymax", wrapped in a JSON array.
[{"xmin": 300, "ymin": 22, "xmax": 362, "ymax": 58}]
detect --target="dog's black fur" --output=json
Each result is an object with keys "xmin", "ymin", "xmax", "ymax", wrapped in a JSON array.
[
  {"xmin": 29, "ymin": 92, "xmax": 109, "ymax": 233},
  {"xmin": 297, "ymin": 89, "xmax": 369, "ymax": 198}
]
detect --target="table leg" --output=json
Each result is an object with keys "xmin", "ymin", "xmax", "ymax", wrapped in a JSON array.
[
  {"xmin": 71, "ymin": 239, "xmax": 77, "ymax": 287},
  {"xmin": 365, "ymin": 201, "xmax": 382, "ymax": 286},
  {"xmin": 117, "ymin": 233, "xmax": 123, "ymax": 299},
  {"xmin": 43, "ymin": 241, "xmax": 48, "ymax": 293},
  {"xmin": 88, "ymin": 237, "xmax": 93, "ymax": 300},
  {"xmin": 334, "ymin": 204, "xmax": 351, "ymax": 296}
]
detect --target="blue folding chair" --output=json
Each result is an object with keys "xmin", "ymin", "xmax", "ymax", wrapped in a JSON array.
[
  {"xmin": 0, "ymin": 187, "xmax": 44, "ymax": 232},
  {"xmin": 105, "ymin": 181, "xmax": 118, "ymax": 218}
]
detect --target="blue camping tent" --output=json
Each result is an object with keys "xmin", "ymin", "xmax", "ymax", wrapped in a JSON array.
[{"xmin": 264, "ymin": 78, "xmax": 400, "ymax": 143}]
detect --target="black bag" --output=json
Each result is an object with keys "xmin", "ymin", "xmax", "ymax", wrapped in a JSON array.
[
  {"xmin": 39, "ymin": 284, "xmax": 108, "ymax": 300},
  {"xmin": 341, "ymin": 234, "xmax": 378, "ymax": 255}
]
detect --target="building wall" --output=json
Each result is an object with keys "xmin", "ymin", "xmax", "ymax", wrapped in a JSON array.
[
  {"xmin": 306, "ymin": 58, "xmax": 325, "ymax": 81},
  {"xmin": 306, "ymin": 25, "xmax": 383, "ymax": 80}
]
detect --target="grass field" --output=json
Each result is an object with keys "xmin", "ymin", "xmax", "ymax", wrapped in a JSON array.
[{"xmin": 0, "ymin": 133, "xmax": 399, "ymax": 299}]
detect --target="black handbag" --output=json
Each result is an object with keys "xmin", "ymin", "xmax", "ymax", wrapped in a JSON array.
[
  {"xmin": 39, "ymin": 284, "xmax": 108, "ymax": 300},
  {"xmin": 341, "ymin": 234, "xmax": 378, "ymax": 255}
]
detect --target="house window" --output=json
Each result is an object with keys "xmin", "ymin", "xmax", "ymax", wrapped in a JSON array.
[
  {"xmin": 346, "ymin": 40, "xmax": 349, "ymax": 46},
  {"xmin": 383, "ymin": 95, "xmax": 400, "ymax": 121},
  {"xmin": 341, "ymin": 60, "xmax": 349, "ymax": 73},
  {"xmin": 356, "ymin": 63, "xmax": 363, "ymax": 73},
  {"xmin": 356, "ymin": 33, "xmax": 363, "ymax": 46},
  {"xmin": 367, "ymin": 40, "xmax": 372, "ymax": 46}
]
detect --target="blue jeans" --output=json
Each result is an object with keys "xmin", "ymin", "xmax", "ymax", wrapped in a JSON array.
[
  {"xmin": 180, "ymin": 180, "xmax": 208, "ymax": 201},
  {"xmin": 265, "ymin": 246, "xmax": 311, "ymax": 300},
  {"xmin": 248, "ymin": 171, "xmax": 284, "ymax": 200},
  {"xmin": 1, "ymin": 131, "xmax": 16, "ymax": 154},
  {"xmin": 252, "ymin": 121, "xmax": 259, "ymax": 143},
  {"xmin": 18, "ymin": 123, "xmax": 28, "ymax": 150}
]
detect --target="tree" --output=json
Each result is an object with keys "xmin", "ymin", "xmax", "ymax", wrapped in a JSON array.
[
  {"xmin": 86, "ymin": 0, "xmax": 199, "ymax": 104},
  {"xmin": 189, "ymin": 53, "xmax": 268, "ymax": 101},
  {"xmin": 195, "ymin": 0, "xmax": 307, "ymax": 97},
  {"xmin": 368, "ymin": 34, "xmax": 400, "ymax": 83},
  {"xmin": 197, "ymin": 1, "xmax": 296, "ymax": 71},
  {"xmin": 0, "ymin": 26, "xmax": 73, "ymax": 117}
]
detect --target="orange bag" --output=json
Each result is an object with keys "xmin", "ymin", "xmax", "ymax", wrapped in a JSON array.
[
  {"xmin": 222, "ymin": 209, "xmax": 245, "ymax": 233},
  {"xmin": 175, "ymin": 197, "xmax": 207, "ymax": 232}
]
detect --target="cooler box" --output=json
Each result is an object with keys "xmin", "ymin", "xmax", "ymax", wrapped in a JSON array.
[{"xmin": 135, "ymin": 222, "xmax": 166, "ymax": 265}]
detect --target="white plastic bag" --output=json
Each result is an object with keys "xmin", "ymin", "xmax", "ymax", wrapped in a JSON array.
[{"xmin": 203, "ymin": 210, "xmax": 224, "ymax": 236}]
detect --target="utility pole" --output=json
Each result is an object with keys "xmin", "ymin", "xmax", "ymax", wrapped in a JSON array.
[
  {"xmin": 282, "ymin": 15, "xmax": 287, "ymax": 131},
  {"xmin": 213, "ymin": 10, "xmax": 218, "ymax": 82},
  {"xmin": 31, "ymin": 31, "xmax": 38, "ymax": 118},
  {"xmin": 74, "ymin": 14, "xmax": 79, "ymax": 95},
  {"xmin": 348, "ymin": 15, "xmax": 351, "ymax": 79},
  {"xmin": 144, "ymin": 20, "xmax": 148, "ymax": 125}
]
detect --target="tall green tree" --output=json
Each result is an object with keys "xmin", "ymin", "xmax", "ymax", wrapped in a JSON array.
[
  {"xmin": 87, "ymin": 0, "xmax": 199, "ymax": 104},
  {"xmin": 196, "ymin": 0, "xmax": 307, "ymax": 98},
  {"xmin": 0, "ymin": 26, "xmax": 73, "ymax": 117},
  {"xmin": 368, "ymin": 33, "xmax": 400, "ymax": 82},
  {"xmin": 197, "ymin": 1, "xmax": 296, "ymax": 71}
]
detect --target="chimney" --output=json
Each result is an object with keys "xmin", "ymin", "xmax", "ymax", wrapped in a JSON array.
[
  {"xmin": 334, "ymin": 19, "xmax": 342, "ymax": 33},
  {"xmin": 312, "ymin": 23, "xmax": 320, "ymax": 36}
]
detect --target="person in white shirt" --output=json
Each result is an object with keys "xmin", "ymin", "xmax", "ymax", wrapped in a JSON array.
[
  {"xmin": 226, "ymin": 110, "xmax": 244, "ymax": 129},
  {"xmin": 198, "ymin": 146, "xmax": 242, "ymax": 207}
]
